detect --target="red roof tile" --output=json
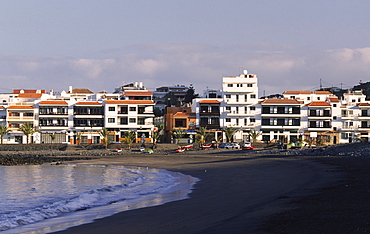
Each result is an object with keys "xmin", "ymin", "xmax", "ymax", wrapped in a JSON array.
[
  {"xmin": 39, "ymin": 101, "xmax": 68, "ymax": 105},
  {"xmin": 18, "ymin": 93, "xmax": 43, "ymax": 98},
  {"xmin": 315, "ymin": 91, "xmax": 332, "ymax": 95},
  {"xmin": 308, "ymin": 101, "xmax": 331, "ymax": 106},
  {"xmin": 75, "ymin": 101, "xmax": 102, "ymax": 106},
  {"xmin": 199, "ymin": 100, "xmax": 221, "ymax": 104},
  {"xmin": 71, "ymin": 88, "xmax": 93, "ymax": 94},
  {"xmin": 7, "ymin": 106, "xmax": 34, "ymax": 109},
  {"xmin": 262, "ymin": 99, "xmax": 301, "ymax": 104}
]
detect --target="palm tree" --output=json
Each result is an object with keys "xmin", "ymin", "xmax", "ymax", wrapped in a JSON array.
[
  {"xmin": 18, "ymin": 123, "xmax": 37, "ymax": 144},
  {"xmin": 121, "ymin": 131, "xmax": 136, "ymax": 149},
  {"xmin": 197, "ymin": 127, "xmax": 209, "ymax": 145},
  {"xmin": 172, "ymin": 129, "xmax": 186, "ymax": 145},
  {"xmin": 223, "ymin": 127, "xmax": 237, "ymax": 143},
  {"xmin": 99, "ymin": 128, "xmax": 111, "ymax": 149},
  {"xmin": 248, "ymin": 130, "xmax": 261, "ymax": 146},
  {"xmin": 152, "ymin": 124, "xmax": 164, "ymax": 148},
  {"xmin": 0, "ymin": 124, "xmax": 12, "ymax": 144}
]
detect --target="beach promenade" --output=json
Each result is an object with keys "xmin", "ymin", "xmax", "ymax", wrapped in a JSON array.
[{"xmin": 51, "ymin": 153, "xmax": 359, "ymax": 233}]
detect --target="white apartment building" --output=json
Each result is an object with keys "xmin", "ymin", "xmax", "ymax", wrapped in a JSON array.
[
  {"xmin": 104, "ymin": 100, "xmax": 155, "ymax": 143},
  {"xmin": 221, "ymin": 70, "xmax": 260, "ymax": 142}
]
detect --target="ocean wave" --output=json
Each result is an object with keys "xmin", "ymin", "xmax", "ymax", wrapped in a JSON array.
[{"xmin": 0, "ymin": 167, "xmax": 181, "ymax": 232}]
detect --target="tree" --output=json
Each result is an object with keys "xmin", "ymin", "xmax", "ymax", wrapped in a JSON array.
[
  {"xmin": 99, "ymin": 128, "xmax": 111, "ymax": 149},
  {"xmin": 223, "ymin": 127, "xmax": 237, "ymax": 143},
  {"xmin": 18, "ymin": 123, "xmax": 37, "ymax": 144},
  {"xmin": 121, "ymin": 131, "xmax": 136, "ymax": 149},
  {"xmin": 172, "ymin": 129, "xmax": 186, "ymax": 145},
  {"xmin": 197, "ymin": 127, "xmax": 209, "ymax": 145},
  {"xmin": 0, "ymin": 124, "xmax": 11, "ymax": 144},
  {"xmin": 184, "ymin": 85, "xmax": 198, "ymax": 104},
  {"xmin": 152, "ymin": 124, "xmax": 164, "ymax": 148},
  {"xmin": 248, "ymin": 130, "xmax": 261, "ymax": 146}
]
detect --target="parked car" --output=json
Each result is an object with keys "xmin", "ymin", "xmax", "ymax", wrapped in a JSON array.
[
  {"xmin": 219, "ymin": 142, "xmax": 240, "ymax": 149},
  {"xmin": 218, "ymin": 143, "xmax": 231, "ymax": 148}
]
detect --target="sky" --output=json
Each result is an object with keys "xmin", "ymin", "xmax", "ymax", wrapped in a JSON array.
[{"xmin": 1, "ymin": 0, "xmax": 370, "ymax": 96}]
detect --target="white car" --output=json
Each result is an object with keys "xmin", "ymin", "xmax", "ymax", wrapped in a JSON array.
[{"xmin": 225, "ymin": 143, "xmax": 240, "ymax": 149}]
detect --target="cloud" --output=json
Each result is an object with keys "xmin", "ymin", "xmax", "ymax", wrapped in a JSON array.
[{"xmin": 1, "ymin": 45, "xmax": 370, "ymax": 96}]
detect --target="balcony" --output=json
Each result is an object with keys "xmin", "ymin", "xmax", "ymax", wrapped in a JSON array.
[
  {"xmin": 199, "ymin": 123, "xmax": 220, "ymax": 129},
  {"xmin": 200, "ymin": 111, "xmax": 220, "ymax": 117}
]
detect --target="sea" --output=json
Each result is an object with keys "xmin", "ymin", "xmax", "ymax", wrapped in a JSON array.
[{"xmin": 0, "ymin": 163, "xmax": 199, "ymax": 233}]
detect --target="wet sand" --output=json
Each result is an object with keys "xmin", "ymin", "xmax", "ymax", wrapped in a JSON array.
[{"xmin": 53, "ymin": 153, "xmax": 349, "ymax": 233}]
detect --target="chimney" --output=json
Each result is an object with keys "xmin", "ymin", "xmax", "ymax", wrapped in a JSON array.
[{"xmin": 69, "ymin": 86, "xmax": 73, "ymax": 93}]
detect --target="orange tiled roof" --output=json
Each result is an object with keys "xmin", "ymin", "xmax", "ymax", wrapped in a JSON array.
[
  {"xmin": 199, "ymin": 100, "xmax": 220, "ymax": 104},
  {"xmin": 329, "ymin": 97, "xmax": 339, "ymax": 102},
  {"xmin": 315, "ymin": 91, "xmax": 332, "ymax": 95},
  {"xmin": 13, "ymin": 89, "xmax": 46, "ymax": 94},
  {"xmin": 7, "ymin": 106, "xmax": 34, "ymax": 109},
  {"xmin": 71, "ymin": 88, "xmax": 93, "ymax": 94},
  {"xmin": 105, "ymin": 100, "xmax": 154, "ymax": 104},
  {"xmin": 75, "ymin": 101, "xmax": 102, "ymax": 106},
  {"xmin": 307, "ymin": 101, "xmax": 331, "ymax": 106},
  {"xmin": 173, "ymin": 112, "xmax": 194, "ymax": 117},
  {"xmin": 123, "ymin": 90, "xmax": 153, "ymax": 96},
  {"xmin": 18, "ymin": 93, "xmax": 43, "ymax": 98},
  {"xmin": 262, "ymin": 99, "xmax": 301, "ymax": 104},
  {"xmin": 0, "ymin": 106, "xmax": 5, "ymax": 109},
  {"xmin": 358, "ymin": 103, "xmax": 370, "ymax": 106},
  {"xmin": 39, "ymin": 101, "xmax": 68, "ymax": 105}
]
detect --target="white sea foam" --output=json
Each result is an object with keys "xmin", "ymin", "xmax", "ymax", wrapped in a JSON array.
[{"xmin": 0, "ymin": 164, "xmax": 198, "ymax": 233}]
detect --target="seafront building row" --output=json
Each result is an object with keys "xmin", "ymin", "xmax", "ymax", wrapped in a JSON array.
[{"xmin": 0, "ymin": 71, "xmax": 368, "ymax": 145}]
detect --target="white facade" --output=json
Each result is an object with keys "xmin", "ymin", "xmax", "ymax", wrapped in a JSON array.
[{"xmin": 221, "ymin": 71, "xmax": 260, "ymax": 142}]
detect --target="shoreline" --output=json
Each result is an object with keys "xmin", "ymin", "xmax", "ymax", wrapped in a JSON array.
[{"xmin": 51, "ymin": 153, "xmax": 345, "ymax": 234}]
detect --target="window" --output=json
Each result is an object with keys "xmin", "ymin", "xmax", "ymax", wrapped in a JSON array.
[
  {"xmin": 129, "ymin": 118, "xmax": 136, "ymax": 123},
  {"xmin": 247, "ymin": 84, "xmax": 253, "ymax": 87},
  {"xmin": 250, "ymin": 94, "xmax": 256, "ymax": 98},
  {"xmin": 236, "ymin": 95, "xmax": 239, "ymax": 102},
  {"xmin": 250, "ymin": 118, "xmax": 255, "ymax": 122},
  {"xmin": 227, "ymin": 84, "xmax": 233, "ymax": 87},
  {"xmin": 226, "ymin": 118, "xmax": 231, "ymax": 122},
  {"xmin": 129, "ymin": 107, "xmax": 136, "ymax": 111},
  {"xmin": 333, "ymin": 104, "xmax": 337, "ymax": 107},
  {"xmin": 244, "ymin": 95, "xmax": 248, "ymax": 101},
  {"xmin": 108, "ymin": 118, "xmax": 115, "ymax": 123},
  {"xmin": 250, "ymin": 106, "xmax": 256, "ymax": 111},
  {"xmin": 108, "ymin": 107, "xmax": 115, "ymax": 111},
  {"xmin": 225, "ymin": 94, "xmax": 231, "ymax": 98},
  {"xmin": 237, "ymin": 84, "xmax": 243, "ymax": 87},
  {"xmin": 307, "ymin": 97, "xmax": 310, "ymax": 100},
  {"xmin": 317, "ymin": 97, "xmax": 321, "ymax": 100},
  {"xmin": 120, "ymin": 117, "xmax": 128, "ymax": 125},
  {"xmin": 226, "ymin": 106, "xmax": 231, "ymax": 111}
]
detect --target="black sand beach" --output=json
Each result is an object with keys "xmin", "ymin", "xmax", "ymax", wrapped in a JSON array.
[{"xmin": 50, "ymin": 153, "xmax": 367, "ymax": 234}]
